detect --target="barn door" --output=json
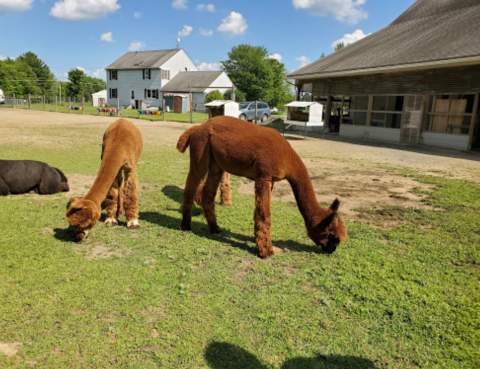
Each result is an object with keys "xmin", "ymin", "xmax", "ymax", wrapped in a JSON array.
[{"xmin": 401, "ymin": 95, "xmax": 423, "ymax": 143}]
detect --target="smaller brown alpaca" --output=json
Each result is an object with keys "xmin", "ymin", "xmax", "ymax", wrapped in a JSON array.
[
  {"xmin": 177, "ymin": 117, "xmax": 347, "ymax": 258},
  {"xmin": 195, "ymin": 172, "xmax": 232, "ymax": 207},
  {"xmin": 66, "ymin": 119, "xmax": 143, "ymax": 240}
]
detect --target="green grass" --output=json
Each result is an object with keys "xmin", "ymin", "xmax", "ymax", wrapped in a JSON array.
[
  {"xmin": 0, "ymin": 123, "xmax": 479, "ymax": 368},
  {"xmin": 1, "ymin": 103, "xmax": 209, "ymax": 124}
]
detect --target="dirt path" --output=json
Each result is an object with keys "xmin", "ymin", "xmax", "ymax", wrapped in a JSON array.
[{"xmin": 2, "ymin": 109, "xmax": 479, "ymax": 223}]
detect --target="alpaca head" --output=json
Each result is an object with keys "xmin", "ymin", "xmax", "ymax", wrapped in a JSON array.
[
  {"xmin": 308, "ymin": 198, "xmax": 347, "ymax": 254},
  {"xmin": 65, "ymin": 197, "xmax": 101, "ymax": 241}
]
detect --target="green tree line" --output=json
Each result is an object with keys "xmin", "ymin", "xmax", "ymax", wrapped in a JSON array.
[{"xmin": 0, "ymin": 52, "xmax": 105, "ymax": 101}]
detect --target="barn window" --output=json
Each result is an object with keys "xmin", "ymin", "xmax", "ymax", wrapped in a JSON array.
[
  {"xmin": 425, "ymin": 94, "xmax": 475, "ymax": 135},
  {"xmin": 110, "ymin": 70, "xmax": 117, "ymax": 80},
  {"xmin": 162, "ymin": 69, "xmax": 170, "ymax": 80},
  {"xmin": 341, "ymin": 95, "xmax": 368, "ymax": 126},
  {"xmin": 110, "ymin": 88, "xmax": 118, "ymax": 99},
  {"xmin": 370, "ymin": 96, "xmax": 404, "ymax": 128}
]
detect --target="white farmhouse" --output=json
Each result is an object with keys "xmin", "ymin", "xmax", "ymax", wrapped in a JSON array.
[{"xmin": 105, "ymin": 49, "xmax": 198, "ymax": 109}]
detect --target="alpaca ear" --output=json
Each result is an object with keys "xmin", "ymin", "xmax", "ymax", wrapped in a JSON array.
[{"xmin": 329, "ymin": 198, "xmax": 341, "ymax": 213}]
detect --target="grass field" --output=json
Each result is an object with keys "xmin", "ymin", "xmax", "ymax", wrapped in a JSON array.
[{"xmin": 0, "ymin": 112, "xmax": 479, "ymax": 368}]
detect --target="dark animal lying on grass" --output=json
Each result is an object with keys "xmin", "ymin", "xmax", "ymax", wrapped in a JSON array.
[{"xmin": 0, "ymin": 160, "xmax": 69, "ymax": 196}]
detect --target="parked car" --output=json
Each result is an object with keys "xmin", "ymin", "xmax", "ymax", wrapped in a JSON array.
[
  {"xmin": 239, "ymin": 101, "xmax": 271, "ymax": 123},
  {"xmin": 0, "ymin": 89, "xmax": 5, "ymax": 104}
]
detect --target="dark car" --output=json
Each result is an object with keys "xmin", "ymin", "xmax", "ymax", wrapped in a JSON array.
[{"xmin": 239, "ymin": 101, "xmax": 271, "ymax": 123}]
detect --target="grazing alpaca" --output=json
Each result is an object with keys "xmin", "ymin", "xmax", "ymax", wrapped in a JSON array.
[
  {"xmin": 66, "ymin": 119, "xmax": 143, "ymax": 240},
  {"xmin": 0, "ymin": 160, "xmax": 69, "ymax": 196},
  {"xmin": 177, "ymin": 117, "xmax": 347, "ymax": 258}
]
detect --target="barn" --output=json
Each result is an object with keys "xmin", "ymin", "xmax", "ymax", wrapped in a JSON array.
[{"xmin": 287, "ymin": 0, "xmax": 480, "ymax": 151}]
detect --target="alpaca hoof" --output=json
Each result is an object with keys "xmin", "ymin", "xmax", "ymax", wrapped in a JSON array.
[
  {"xmin": 220, "ymin": 200, "xmax": 232, "ymax": 206},
  {"xmin": 105, "ymin": 218, "xmax": 118, "ymax": 226},
  {"xmin": 181, "ymin": 223, "xmax": 192, "ymax": 232},
  {"xmin": 76, "ymin": 231, "xmax": 88, "ymax": 241},
  {"xmin": 209, "ymin": 224, "xmax": 222, "ymax": 234},
  {"xmin": 127, "ymin": 220, "xmax": 140, "ymax": 229}
]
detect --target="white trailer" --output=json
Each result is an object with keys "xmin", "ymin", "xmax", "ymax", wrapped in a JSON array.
[
  {"xmin": 284, "ymin": 101, "xmax": 325, "ymax": 139},
  {"xmin": 205, "ymin": 100, "xmax": 240, "ymax": 119}
]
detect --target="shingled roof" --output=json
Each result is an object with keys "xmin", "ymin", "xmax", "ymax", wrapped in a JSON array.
[
  {"xmin": 288, "ymin": 0, "xmax": 480, "ymax": 79},
  {"xmin": 162, "ymin": 71, "xmax": 227, "ymax": 92},
  {"xmin": 106, "ymin": 49, "xmax": 181, "ymax": 69}
]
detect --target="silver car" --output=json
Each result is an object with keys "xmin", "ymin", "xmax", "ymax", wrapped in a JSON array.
[{"xmin": 239, "ymin": 101, "xmax": 271, "ymax": 123}]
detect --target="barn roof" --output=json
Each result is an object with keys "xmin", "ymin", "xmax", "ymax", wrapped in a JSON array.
[
  {"xmin": 288, "ymin": 0, "xmax": 480, "ymax": 79},
  {"xmin": 162, "ymin": 71, "xmax": 228, "ymax": 92},
  {"xmin": 106, "ymin": 49, "xmax": 181, "ymax": 69}
]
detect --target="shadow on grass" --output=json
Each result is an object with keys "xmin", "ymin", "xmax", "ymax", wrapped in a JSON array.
[
  {"xmin": 161, "ymin": 185, "xmax": 202, "ymax": 217},
  {"xmin": 205, "ymin": 342, "xmax": 378, "ymax": 369},
  {"xmin": 140, "ymin": 211, "xmax": 329, "ymax": 258},
  {"xmin": 53, "ymin": 214, "xmax": 108, "ymax": 243}
]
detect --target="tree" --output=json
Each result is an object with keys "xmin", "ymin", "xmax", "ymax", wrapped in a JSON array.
[
  {"xmin": 265, "ymin": 58, "xmax": 292, "ymax": 110},
  {"xmin": 205, "ymin": 90, "xmax": 223, "ymax": 104},
  {"xmin": 223, "ymin": 89, "xmax": 246, "ymax": 102},
  {"xmin": 319, "ymin": 52, "xmax": 325, "ymax": 59},
  {"xmin": 83, "ymin": 76, "xmax": 106, "ymax": 102},
  {"xmin": 17, "ymin": 52, "xmax": 55, "ymax": 97},
  {"xmin": 66, "ymin": 69, "xmax": 86, "ymax": 99},
  {"xmin": 221, "ymin": 45, "xmax": 272, "ymax": 102},
  {"xmin": 335, "ymin": 42, "xmax": 345, "ymax": 51}
]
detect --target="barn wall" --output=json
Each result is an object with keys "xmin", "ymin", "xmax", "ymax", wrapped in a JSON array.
[
  {"xmin": 421, "ymin": 132, "xmax": 469, "ymax": 150},
  {"xmin": 339, "ymin": 125, "xmax": 402, "ymax": 142}
]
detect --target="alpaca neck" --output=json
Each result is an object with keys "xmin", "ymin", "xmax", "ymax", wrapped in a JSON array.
[
  {"xmin": 287, "ymin": 157, "xmax": 329, "ymax": 229},
  {"xmin": 84, "ymin": 159, "xmax": 122, "ymax": 205}
]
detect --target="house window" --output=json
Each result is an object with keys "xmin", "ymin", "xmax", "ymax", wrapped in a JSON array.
[
  {"xmin": 143, "ymin": 69, "xmax": 151, "ymax": 79},
  {"xmin": 425, "ymin": 94, "xmax": 475, "ymax": 135},
  {"xmin": 144, "ymin": 89, "xmax": 159, "ymax": 99},
  {"xmin": 110, "ymin": 88, "xmax": 118, "ymax": 99},
  {"xmin": 131, "ymin": 90, "xmax": 135, "ymax": 99},
  {"xmin": 162, "ymin": 69, "xmax": 170, "ymax": 80},
  {"xmin": 110, "ymin": 70, "xmax": 118, "ymax": 80}
]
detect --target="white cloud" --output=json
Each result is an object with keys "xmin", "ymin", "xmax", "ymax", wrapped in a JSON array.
[
  {"xmin": 0, "ymin": 54, "xmax": 7, "ymax": 60},
  {"xmin": 0, "ymin": 0, "xmax": 33, "ymax": 12},
  {"xmin": 172, "ymin": 0, "xmax": 187, "ymax": 9},
  {"xmin": 101, "ymin": 31, "xmax": 114, "ymax": 43},
  {"xmin": 133, "ymin": 11, "xmax": 142, "ymax": 19},
  {"xmin": 268, "ymin": 53, "xmax": 283, "ymax": 61},
  {"xmin": 200, "ymin": 28, "xmax": 213, "ymax": 36},
  {"xmin": 75, "ymin": 66, "xmax": 87, "ymax": 73},
  {"xmin": 217, "ymin": 11, "xmax": 247, "ymax": 36},
  {"xmin": 178, "ymin": 25, "xmax": 193, "ymax": 40},
  {"xmin": 129, "ymin": 41, "xmax": 146, "ymax": 51},
  {"xmin": 331, "ymin": 29, "xmax": 369, "ymax": 48},
  {"xmin": 92, "ymin": 68, "xmax": 106, "ymax": 80},
  {"xmin": 292, "ymin": 0, "xmax": 368, "ymax": 24},
  {"xmin": 197, "ymin": 62, "xmax": 221, "ymax": 71},
  {"xmin": 197, "ymin": 3, "xmax": 214, "ymax": 12},
  {"xmin": 295, "ymin": 55, "xmax": 310, "ymax": 68},
  {"xmin": 50, "ymin": 0, "xmax": 120, "ymax": 20}
]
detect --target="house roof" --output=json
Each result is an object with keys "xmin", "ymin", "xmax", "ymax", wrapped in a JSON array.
[
  {"xmin": 288, "ymin": 0, "xmax": 480, "ymax": 79},
  {"xmin": 106, "ymin": 49, "xmax": 182, "ymax": 70},
  {"xmin": 161, "ymin": 71, "xmax": 228, "ymax": 92}
]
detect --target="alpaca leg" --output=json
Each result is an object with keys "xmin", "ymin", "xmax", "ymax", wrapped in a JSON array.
[
  {"xmin": 0, "ymin": 176, "xmax": 10, "ymax": 196},
  {"xmin": 123, "ymin": 168, "xmax": 140, "ymax": 229},
  {"xmin": 194, "ymin": 174, "xmax": 207, "ymax": 207},
  {"xmin": 105, "ymin": 171, "xmax": 123, "ymax": 226},
  {"xmin": 219, "ymin": 172, "xmax": 232, "ymax": 206},
  {"xmin": 181, "ymin": 169, "xmax": 208, "ymax": 231},
  {"xmin": 254, "ymin": 179, "xmax": 274, "ymax": 259},
  {"xmin": 202, "ymin": 162, "xmax": 224, "ymax": 234}
]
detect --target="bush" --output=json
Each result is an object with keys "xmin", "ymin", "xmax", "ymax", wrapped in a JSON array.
[
  {"xmin": 205, "ymin": 90, "xmax": 224, "ymax": 104},
  {"xmin": 223, "ymin": 89, "xmax": 246, "ymax": 102}
]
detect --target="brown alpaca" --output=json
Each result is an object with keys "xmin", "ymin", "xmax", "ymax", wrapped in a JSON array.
[
  {"xmin": 177, "ymin": 116, "xmax": 347, "ymax": 258},
  {"xmin": 66, "ymin": 119, "xmax": 143, "ymax": 240}
]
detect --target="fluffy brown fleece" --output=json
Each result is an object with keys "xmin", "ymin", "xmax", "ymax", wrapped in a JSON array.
[
  {"xmin": 177, "ymin": 116, "xmax": 347, "ymax": 258},
  {"xmin": 66, "ymin": 119, "xmax": 143, "ymax": 240},
  {"xmin": 195, "ymin": 172, "xmax": 232, "ymax": 207}
]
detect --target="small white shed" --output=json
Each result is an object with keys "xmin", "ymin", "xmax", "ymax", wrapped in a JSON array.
[
  {"xmin": 284, "ymin": 101, "xmax": 325, "ymax": 138},
  {"xmin": 205, "ymin": 100, "xmax": 240, "ymax": 119},
  {"xmin": 92, "ymin": 90, "xmax": 107, "ymax": 107}
]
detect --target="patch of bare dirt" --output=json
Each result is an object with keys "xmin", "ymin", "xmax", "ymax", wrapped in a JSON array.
[
  {"xmin": 238, "ymin": 158, "xmax": 438, "ymax": 225},
  {"xmin": 72, "ymin": 242, "xmax": 129, "ymax": 259},
  {"xmin": 142, "ymin": 306, "xmax": 167, "ymax": 323},
  {"xmin": 234, "ymin": 257, "xmax": 256, "ymax": 282},
  {"xmin": 0, "ymin": 342, "xmax": 22, "ymax": 358},
  {"xmin": 62, "ymin": 174, "xmax": 97, "ymax": 198}
]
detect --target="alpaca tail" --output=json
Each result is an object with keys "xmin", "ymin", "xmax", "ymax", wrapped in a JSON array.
[{"xmin": 176, "ymin": 126, "xmax": 199, "ymax": 153}]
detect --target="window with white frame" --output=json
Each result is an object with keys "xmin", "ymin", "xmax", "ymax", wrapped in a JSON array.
[
  {"xmin": 162, "ymin": 69, "xmax": 170, "ymax": 80},
  {"xmin": 144, "ymin": 89, "xmax": 159, "ymax": 99},
  {"xmin": 143, "ymin": 69, "xmax": 151, "ymax": 79}
]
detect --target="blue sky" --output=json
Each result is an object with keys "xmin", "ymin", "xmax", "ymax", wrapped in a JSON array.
[{"xmin": 0, "ymin": 0, "xmax": 417, "ymax": 81}]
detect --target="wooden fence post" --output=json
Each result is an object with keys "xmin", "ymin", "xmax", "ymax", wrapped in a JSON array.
[
  {"xmin": 163, "ymin": 99, "xmax": 166, "ymax": 121},
  {"xmin": 255, "ymin": 101, "xmax": 258, "ymax": 124},
  {"xmin": 68, "ymin": 97, "xmax": 71, "ymax": 113},
  {"xmin": 13, "ymin": 93, "xmax": 15, "ymax": 108},
  {"xmin": 28, "ymin": 94, "xmax": 31, "ymax": 110},
  {"xmin": 55, "ymin": 96, "xmax": 57, "ymax": 112},
  {"xmin": 82, "ymin": 97, "xmax": 85, "ymax": 114}
]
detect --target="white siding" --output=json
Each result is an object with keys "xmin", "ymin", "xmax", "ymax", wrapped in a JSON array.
[
  {"xmin": 340, "ymin": 125, "xmax": 401, "ymax": 141},
  {"xmin": 421, "ymin": 132, "xmax": 469, "ymax": 150},
  {"xmin": 204, "ymin": 72, "xmax": 233, "ymax": 95},
  {"xmin": 160, "ymin": 50, "xmax": 198, "ymax": 85}
]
